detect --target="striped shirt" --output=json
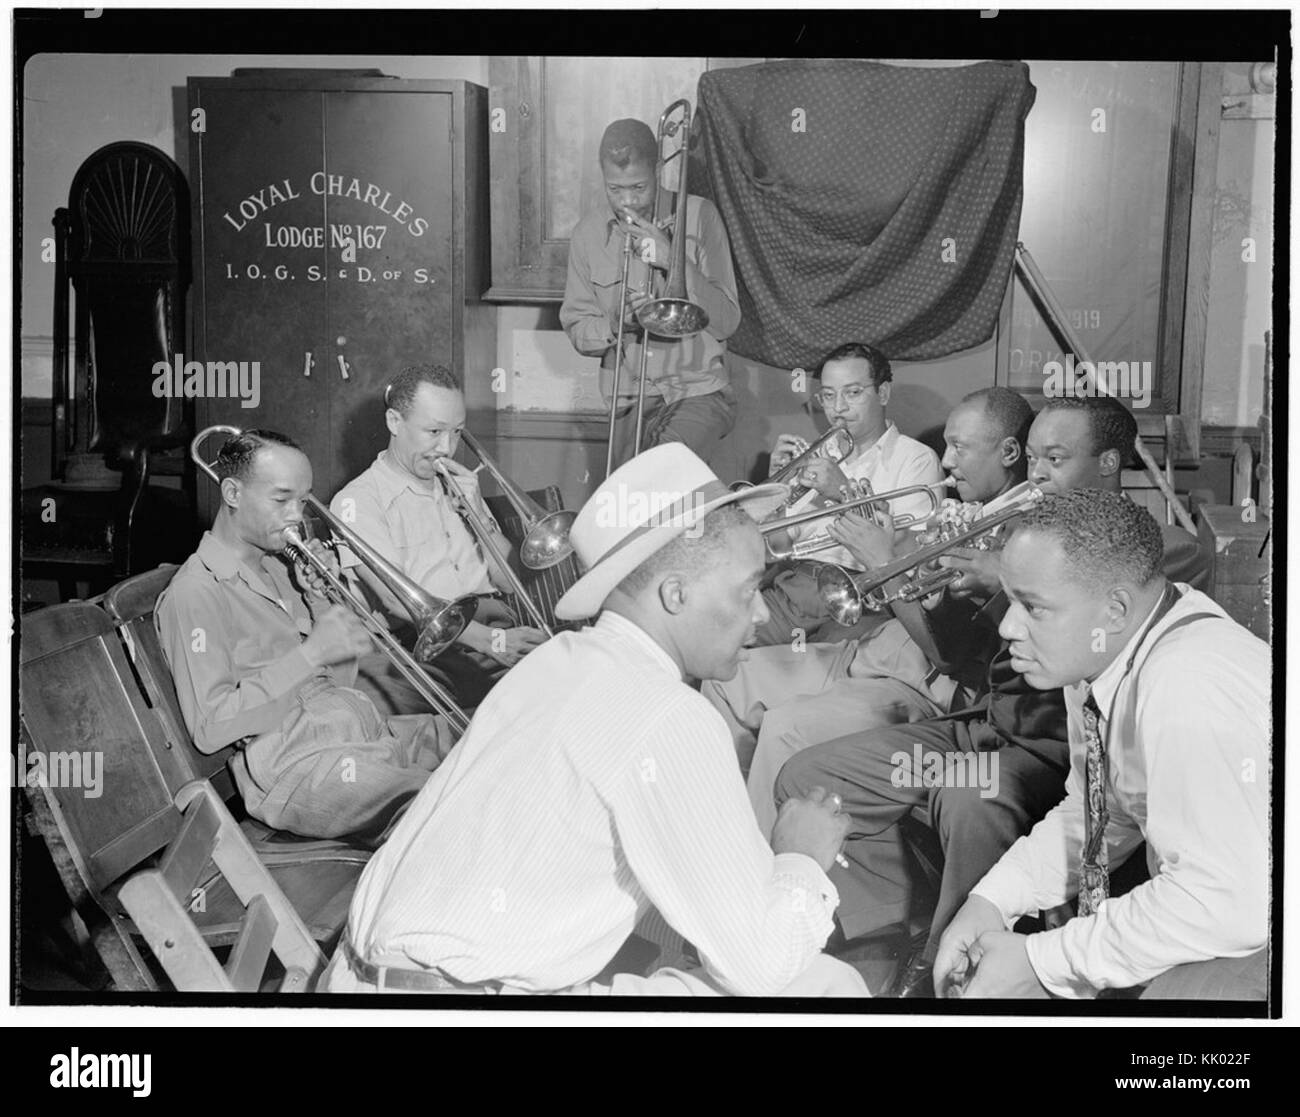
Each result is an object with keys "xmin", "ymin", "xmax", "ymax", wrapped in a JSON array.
[{"xmin": 342, "ymin": 610, "xmax": 840, "ymax": 995}]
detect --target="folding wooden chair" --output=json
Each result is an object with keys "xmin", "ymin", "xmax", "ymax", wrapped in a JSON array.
[
  {"xmin": 100, "ymin": 566, "xmax": 372, "ymax": 923},
  {"xmin": 118, "ymin": 780, "xmax": 324, "ymax": 992},
  {"xmin": 18, "ymin": 599, "xmax": 362, "ymax": 991}
]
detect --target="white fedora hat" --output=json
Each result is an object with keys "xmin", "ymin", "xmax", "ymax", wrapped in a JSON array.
[{"xmin": 554, "ymin": 444, "xmax": 788, "ymax": 621}]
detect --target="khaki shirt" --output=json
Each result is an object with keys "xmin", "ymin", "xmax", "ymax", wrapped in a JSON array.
[
  {"xmin": 330, "ymin": 451, "xmax": 498, "ymax": 602},
  {"xmin": 155, "ymin": 531, "xmax": 352, "ymax": 755},
  {"xmin": 560, "ymin": 194, "xmax": 741, "ymax": 406}
]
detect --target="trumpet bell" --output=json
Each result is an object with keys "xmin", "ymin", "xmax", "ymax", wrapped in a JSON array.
[
  {"xmin": 636, "ymin": 298, "xmax": 709, "ymax": 339},
  {"xmin": 519, "ymin": 508, "xmax": 578, "ymax": 571},
  {"xmin": 413, "ymin": 595, "xmax": 481, "ymax": 662}
]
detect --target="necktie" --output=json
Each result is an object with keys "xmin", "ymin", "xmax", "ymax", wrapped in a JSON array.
[{"xmin": 1077, "ymin": 691, "xmax": 1109, "ymax": 917}]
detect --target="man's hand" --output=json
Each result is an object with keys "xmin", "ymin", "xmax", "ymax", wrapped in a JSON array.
[
  {"xmin": 770, "ymin": 433, "xmax": 810, "ymax": 476},
  {"xmin": 301, "ymin": 604, "xmax": 372, "ymax": 668},
  {"xmin": 959, "ymin": 932, "xmax": 1050, "ymax": 999},
  {"xmin": 624, "ymin": 289, "xmax": 652, "ymax": 328},
  {"xmin": 796, "ymin": 457, "xmax": 852, "ymax": 501},
  {"xmin": 937, "ymin": 545, "xmax": 1003, "ymax": 601},
  {"xmin": 483, "ymin": 626, "xmax": 547, "ymax": 668},
  {"xmin": 933, "ymin": 894, "xmax": 1009, "ymax": 997},
  {"xmin": 771, "ymin": 786, "xmax": 851, "ymax": 873},
  {"xmin": 826, "ymin": 508, "xmax": 897, "ymax": 569},
  {"xmin": 292, "ymin": 538, "xmax": 340, "ymax": 600},
  {"xmin": 622, "ymin": 210, "xmax": 672, "ymax": 272}
]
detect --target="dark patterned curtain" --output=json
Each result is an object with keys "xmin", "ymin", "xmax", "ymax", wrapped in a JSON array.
[{"xmin": 692, "ymin": 60, "xmax": 1036, "ymax": 370}]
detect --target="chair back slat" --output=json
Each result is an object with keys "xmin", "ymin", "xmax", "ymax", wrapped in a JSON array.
[
  {"xmin": 158, "ymin": 789, "xmax": 223, "ymax": 902},
  {"xmin": 104, "ymin": 565, "xmax": 239, "ymax": 796},
  {"xmin": 20, "ymin": 603, "xmax": 184, "ymax": 892},
  {"xmin": 224, "ymin": 894, "xmax": 278, "ymax": 992},
  {"xmin": 484, "ymin": 485, "xmax": 583, "ymax": 632}
]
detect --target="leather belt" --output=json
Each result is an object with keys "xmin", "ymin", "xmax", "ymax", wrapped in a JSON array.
[{"xmin": 340, "ymin": 932, "xmax": 503, "ymax": 994}]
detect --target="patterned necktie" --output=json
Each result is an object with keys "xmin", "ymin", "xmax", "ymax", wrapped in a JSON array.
[{"xmin": 1078, "ymin": 691, "xmax": 1110, "ymax": 917}]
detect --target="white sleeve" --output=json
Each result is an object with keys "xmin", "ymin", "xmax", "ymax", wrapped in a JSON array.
[
  {"xmin": 607, "ymin": 692, "xmax": 838, "ymax": 996},
  {"xmin": 1024, "ymin": 652, "xmax": 1269, "ymax": 997}
]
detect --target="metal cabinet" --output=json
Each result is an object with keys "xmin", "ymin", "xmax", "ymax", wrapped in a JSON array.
[{"xmin": 188, "ymin": 72, "xmax": 492, "ymax": 514}]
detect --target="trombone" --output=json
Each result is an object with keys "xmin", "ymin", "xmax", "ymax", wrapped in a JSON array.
[
  {"xmin": 816, "ymin": 488, "xmax": 1044, "ymax": 625},
  {"xmin": 190, "ymin": 425, "xmax": 473, "ymax": 734},
  {"xmin": 759, "ymin": 482, "xmax": 944, "ymax": 561},
  {"xmin": 457, "ymin": 429, "xmax": 575, "ymax": 571},
  {"xmin": 434, "ymin": 447, "xmax": 558, "ymax": 639},
  {"xmin": 604, "ymin": 99, "xmax": 710, "ymax": 476}
]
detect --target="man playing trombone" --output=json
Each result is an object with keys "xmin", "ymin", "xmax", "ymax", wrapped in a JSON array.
[
  {"xmin": 561, "ymin": 116, "xmax": 741, "ymax": 469},
  {"xmin": 331, "ymin": 364, "xmax": 547, "ymax": 712},
  {"xmin": 156, "ymin": 429, "xmax": 456, "ymax": 843}
]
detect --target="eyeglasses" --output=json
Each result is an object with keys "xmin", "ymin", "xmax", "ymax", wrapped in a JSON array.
[{"xmin": 815, "ymin": 384, "xmax": 876, "ymax": 408}]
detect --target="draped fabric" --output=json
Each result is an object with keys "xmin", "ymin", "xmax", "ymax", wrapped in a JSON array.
[{"xmin": 691, "ymin": 60, "xmax": 1036, "ymax": 370}]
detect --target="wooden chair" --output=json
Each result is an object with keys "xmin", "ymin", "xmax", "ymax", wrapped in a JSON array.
[
  {"xmin": 18, "ymin": 599, "xmax": 363, "ymax": 992},
  {"xmin": 118, "ymin": 780, "xmax": 324, "ymax": 992},
  {"xmin": 100, "ymin": 565, "xmax": 372, "ymax": 904}
]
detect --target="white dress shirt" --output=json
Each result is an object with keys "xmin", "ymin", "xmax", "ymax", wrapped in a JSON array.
[
  {"xmin": 972, "ymin": 585, "xmax": 1270, "ymax": 997},
  {"xmin": 340, "ymin": 611, "xmax": 841, "ymax": 995},
  {"xmin": 330, "ymin": 451, "xmax": 499, "ymax": 601},
  {"xmin": 786, "ymin": 422, "xmax": 943, "ymax": 570}
]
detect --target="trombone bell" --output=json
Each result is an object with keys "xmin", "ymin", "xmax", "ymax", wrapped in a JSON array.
[{"xmin": 635, "ymin": 99, "xmax": 709, "ymax": 340}]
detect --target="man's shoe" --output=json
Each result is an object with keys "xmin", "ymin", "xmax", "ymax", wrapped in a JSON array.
[
  {"xmin": 892, "ymin": 955, "xmax": 935, "ymax": 998},
  {"xmin": 885, "ymin": 931, "xmax": 936, "ymax": 998}
]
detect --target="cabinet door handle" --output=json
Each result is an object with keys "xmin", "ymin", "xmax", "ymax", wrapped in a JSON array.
[
  {"xmin": 303, "ymin": 351, "xmax": 314, "ymax": 377},
  {"xmin": 337, "ymin": 354, "xmax": 350, "ymax": 380}
]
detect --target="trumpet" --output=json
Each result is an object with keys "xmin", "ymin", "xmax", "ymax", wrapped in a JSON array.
[
  {"xmin": 189, "ymin": 426, "xmax": 472, "ymax": 734},
  {"xmin": 434, "ymin": 455, "xmax": 557, "ymax": 640},
  {"xmin": 457, "ymin": 429, "xmax": 575, "ymax": 571},
  {"xmin": 816, "ymin": 488, "xmax": 1044, "ymax": 625},
  {"xmin": 759, "ymin": 482, "xmax": 944, "ymax": 561},
  {"xmin": 733, "ymin": 426, "xmax": 855, "ymax": 505}
]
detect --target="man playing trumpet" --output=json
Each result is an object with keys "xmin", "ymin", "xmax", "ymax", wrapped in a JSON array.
[
  {"xmin": 156, "ymin": 430, "xmax": 455, "ymax": 843},
  {"xmin": 331, "ymin": 364, "xmax": 547, "ymax": 713},
  {"xmin": 755, "ymin": 341, "xmax": 943, "ymax": 647}
]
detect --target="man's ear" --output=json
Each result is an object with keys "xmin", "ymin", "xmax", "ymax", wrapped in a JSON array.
[
  {"xmin": 1000, "ymin": 437, "xmax": 1024, "ymax": 468},
  {"xmin": 657, "ymin": 574, "xmax": 688, "ymax": 616},
  {"xmin": 1104, "ymin": 584, "xmax": 1137, "ymax": 633},
  {"xmin": 1098, "ymin": 448, "xmax": 1122, "ymax": 480},
  {"xmin": 877, "ymin": 381, "xmax": 892, "ymax": 409},
  {"xmin": 384, "ymin": 407, "xmax": 402, "ymax": 439},
  {"xmin": 220, "ymin": 476, "xmax": 241, "ymax": 511}
]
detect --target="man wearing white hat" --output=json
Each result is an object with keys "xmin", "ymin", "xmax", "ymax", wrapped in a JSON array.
[{"xmin": 324, "ymin": 444, "xmax": 868, "ymax": 996}]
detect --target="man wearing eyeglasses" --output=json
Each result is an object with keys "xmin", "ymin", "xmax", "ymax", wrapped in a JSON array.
[{"xmin": 758, "ymin": 341, "xmax": 943, "ymax": 648}]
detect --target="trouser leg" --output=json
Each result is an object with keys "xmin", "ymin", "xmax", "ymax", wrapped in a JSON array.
[
  {"xmin": 774, "ymin": 717, "xmax": 971, "ymax": 941},
  {"xmin": 749, "ymin": 675, "xmax": 942, "ymax": 840},
  {"xmin": 699, "ymin": 641, "xmax": 852, "ymax": 775},
  {"xmin": 1138, "ymin": 948, "xmax": 1268, "ymax": 1001},
  {"xmin": 247, "ymin": 690, "xmax": 446, "ymax": 842},
  {"xmin": 354, "ymin": 645, "xmax": 504, "ymax": 717},
  {"xmin": 611, "ymin": 388, "xmax": 737, "ymax": 469},
  {"xmin": 924, "ymin": 735, "xmax": 1071, "ymax": 956}
]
